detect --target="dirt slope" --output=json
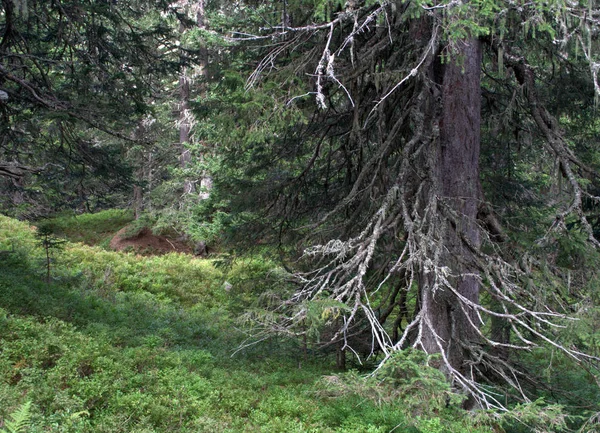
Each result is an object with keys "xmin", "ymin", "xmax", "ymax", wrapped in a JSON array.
[{"xmin": 109, "ymin": 227, "xmax": 192, "ymax": 255}]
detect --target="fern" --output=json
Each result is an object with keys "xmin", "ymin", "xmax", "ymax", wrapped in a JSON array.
[{"xmin": 1, "ymin": 401, "xmax": 32, "ymax": 433}]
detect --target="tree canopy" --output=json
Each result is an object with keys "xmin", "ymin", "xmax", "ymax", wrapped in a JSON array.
[{"xmin": 0, "ymin": 0, "xmax": 183, "ymax": 215}]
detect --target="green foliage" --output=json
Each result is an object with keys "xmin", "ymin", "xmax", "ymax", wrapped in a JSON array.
[
  {"xmin": 312, "ymin": 0, "xmax": 345, "ymax": 21},
  {"xmin": 223, "ymin": 255, "xmax": 290, "ymax": 294},
  {"xmin": 499, "ymin": 399, "xmax": 567, "ymax": 433},
  {"xmin": 35, "ymin": 223, "xmax": 67, "ymax": 283},
  {"xmin": 0, "ymin": 216, "xmax": 38, "ymax": 266},
  {"xmin": 0, "ymin": 401, "xmax": 33, "ymax": 433},
  {"xmin": 1, "ymin": 0, "xmax": 598, "ymax": 429},
  {"xmin": 2, "ymin": 212, "xmax": 578, "ymax": 432},
  {"xmin": 64, "ymin": 246, "xmax": 225, "ymax": 307},
  {"xmin": 316, "ymin": 357, "xmax": 491, "ymax": 433},
  {"xmin": 303, "ymin": 299, "xmax": 352, "ymax": 339},
  {"xmin": 43, "ymin": 210, "xmax": 134, "ymax": 247},
  {"xmin": 0, "ymin": 0, "xmax": 181, "ymax": 218},
  {"xmin": 320, "ymin": 350, "xmax": 458, "ymax": 416}
]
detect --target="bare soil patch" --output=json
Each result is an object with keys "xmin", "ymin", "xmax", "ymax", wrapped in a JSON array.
[{"xmin": 109, "ymin": 226, "xmax": 192, "ymax": 255}]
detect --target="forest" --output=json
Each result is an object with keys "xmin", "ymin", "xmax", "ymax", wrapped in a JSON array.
[{"xmin": 1, "ymin": 0, "xmax": 600, "ymax": 431}]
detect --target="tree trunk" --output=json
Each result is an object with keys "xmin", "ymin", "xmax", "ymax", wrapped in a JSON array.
[
  {"xmin": 178, "ymin": 0, "xmax": 211, "ymax": 199},
  {"xmin": 10, "ymin": 176, "xmax": 24, "ymax": 206},
  {"xmin": 133, "ymin": 184, "xmax": 143, "ymax": 220},
  {"xmin": 195, "ymin": 0, "xmax": 212, "ymax": 200},
  {"xmin": 179, "ymin": 68, "xmax": 194, "ymax": 195},
  {"xmin": 420, "ymin": 38, "xmax": 482, "ymax": 380}
]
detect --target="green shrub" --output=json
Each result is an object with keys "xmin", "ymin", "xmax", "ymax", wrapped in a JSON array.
[
  {"xmin": 42, "ymin": 209, "xmax": 134, "ymax": 246},
  {"xmin": 0, "ymin": 215, "xmax": 38, "ymax": 265},
  {"xmin": 61, "ymin": 244, "xmax": 225, "ymax": 307}
]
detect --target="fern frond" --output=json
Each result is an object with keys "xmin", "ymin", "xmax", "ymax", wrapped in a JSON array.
[{"xmin": 1, "ymin": 401, "xmax": 32, "ymax": 433}]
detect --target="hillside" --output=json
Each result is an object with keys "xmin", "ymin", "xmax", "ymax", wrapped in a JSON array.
[{"xmin": 0, "ymin": 212, "xmax": 502, "ymax": 433}]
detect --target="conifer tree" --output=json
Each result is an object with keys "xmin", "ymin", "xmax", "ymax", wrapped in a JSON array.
[
  {"xmin": 0, "ymin": 0, "xmax": 179, "ymax": 215},
  {"xmin": 225, "ymin": 0, "xmax": 600, "ymax": 407}
]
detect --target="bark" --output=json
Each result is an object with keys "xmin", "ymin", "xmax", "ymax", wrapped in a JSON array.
[
  {"xmin": 11, "ymin": 176, "xmax": 24, "ymax": 206},
  {"xmin": 179, "ymin": 68, "xmax": 194, "ymax": 195},
  {"xmin": 195, "ymin": 0, "xmax": 212, "ymax": 200},
  {"xmin": 178, "ymin": 0, "xmax": 211, "ymax": 199},
  {"xmin": 133, "ymin": 184, "xmax": 143, "ymax": 220},
  {"xmin": 420, "ymin": 39, "xmax": 482, "ymax": 380},
  {"xmin": 336, "ymin": 344, "xmax": 346, "ymax": 370},
  {"xmin": 242, "ymin": 4, "xmax": 597, "ymax": 408}
]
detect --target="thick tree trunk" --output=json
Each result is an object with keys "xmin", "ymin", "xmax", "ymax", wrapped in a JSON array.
[
  {"xmin": 420, "ymin": 39, "xmax": 482, "ymax": 380},
  {"xmin": 10, "ymin": 176, "xmax": 24, "ymax": 206}
]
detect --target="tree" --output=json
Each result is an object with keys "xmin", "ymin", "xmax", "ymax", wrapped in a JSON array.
[
  {"xmin": 175, "ymin": 0, "xmax": 210, "ymax": 198},
  {"xmin": 0, "ymin": 0, "xmax": 179, "ymax": 216},
  {"xmin": 225, "ymin": 0, "xmax": 600, "ymax": 408}
]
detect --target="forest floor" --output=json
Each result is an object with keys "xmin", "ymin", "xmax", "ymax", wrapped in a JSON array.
[
  {"xmin": 0, "ymin": 211, "xmax": 422, "ymax": 433},
  {"xmin": 0, "ymin": 210, "xmax": 586, "ymax": 433},
  {"xmin": 109, "ymin": 226, "xmax": 193, "ymax": 255}
]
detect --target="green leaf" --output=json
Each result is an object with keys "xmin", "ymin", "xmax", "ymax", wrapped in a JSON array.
[{"xmin": 1, "ymin": 401, "xmax": 33, "ymax": 433}]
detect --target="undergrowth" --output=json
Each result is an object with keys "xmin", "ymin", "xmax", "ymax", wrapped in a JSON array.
[
  {"xmin": 0, "ymin": 213, "xmax": 588, "ymax": 432},
  {"xmin": 36, "ymin": 209, "xmax": 134, "ymax": 247}
]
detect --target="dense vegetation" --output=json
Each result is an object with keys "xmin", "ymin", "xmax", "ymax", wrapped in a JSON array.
[
  {"xmin": 2, "ymin": 0, "xmax": 600, "ymax": 431},
  {"xmin": 0, "ymin": 212, "xmax": 520, "ymax": 432},
  {"xmin": 0, "ymin": 212, "xmax": 596, "ymax": 431}
]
